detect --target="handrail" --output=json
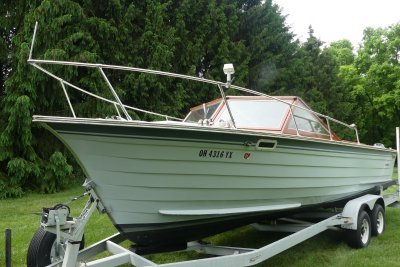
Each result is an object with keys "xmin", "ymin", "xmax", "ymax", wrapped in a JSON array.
[
  {"xmin": 28, "ymin": 58, "xmax": 225, "ymax": 86},
  {"xmin": 29, "ymin": 22, "xmax": 38, "ymax": 60},
  {"xmin": 59, "ymin": 81, "xmax": 76, "ymax": 118},
  {"xmin": 29, "ymin": 59, "xmax": 360, "ymax": 143},
  {"xmin": 30, "ymin": 63, "xmax": 183, "ymax": 121},
  {"xmin": 28, "ymin": 22, "xmax": 360, "ymax": 143},
  {"xmin": 98, "ymin": 67, "xmax": 132, "ymax": 120},
  {"xmin": 217, "ymin": 84, "xmax": 236, "ymax": 129}
]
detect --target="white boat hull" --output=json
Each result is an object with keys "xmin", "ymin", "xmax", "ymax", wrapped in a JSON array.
[{"xmin": 34, "ymin": 116, "xmax": 396, "ymax": 249}]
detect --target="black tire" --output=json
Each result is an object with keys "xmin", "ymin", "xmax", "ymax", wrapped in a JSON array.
[
  {"xmin": 346, "ymin": 210, "xmax": 371, "ymax": 248},
  {"xmin": 371, "ymin": 204, "xmax": 385, "ymax": 236},
  {"xmin": 27, "ymin": 227, "xmax": 84, "ymax": 267}
]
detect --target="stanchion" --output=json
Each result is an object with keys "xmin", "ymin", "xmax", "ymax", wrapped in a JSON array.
[
  {"xmin": 5, "ymin": 228, "xmax": 11, "ymax": 267},
  {"xmin": 397, "ymin": 127, "xmax": 399, "ymax": 196}
]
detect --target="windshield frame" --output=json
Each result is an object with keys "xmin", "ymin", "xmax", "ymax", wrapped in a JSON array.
[
  {"xmin": 212, "ymin": 97, "xmax": 294, "ymax": 131},
  {"xmin": 183, "ymin": 99, "xmax": 223, "ymax": 123}
]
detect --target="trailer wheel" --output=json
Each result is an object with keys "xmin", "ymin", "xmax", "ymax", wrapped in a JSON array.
[
  {"xmin": 371, "ymin": 204, "xmax": 385, "ymax": 236},
  {"xmin": 27, "ymin": 227, "xmax": 84, "ymax": 267},
  {"xmin": 346, "ymin": 210, "xmax": 371, "ymax": 248}
]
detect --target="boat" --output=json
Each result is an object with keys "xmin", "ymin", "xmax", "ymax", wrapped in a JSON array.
[{"xmin": 28, "ymin": 29, "xmax": 397, "ymax": 254}]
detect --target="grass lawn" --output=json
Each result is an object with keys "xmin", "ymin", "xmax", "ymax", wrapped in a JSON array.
[{"xmin": 0, "ymin": 168, "xmax": 399, "ymax": 267}]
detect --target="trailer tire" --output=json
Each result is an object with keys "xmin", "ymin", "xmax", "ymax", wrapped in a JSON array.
[
  {"xmin": 27, "ymin": 227, "xmax": 84, "ymax": 267},
  {"xmin": 346, "ymin": 210, "xmax": 371, "ymax": 248},
  {"xmin": 371, "ymin": 204, "xmax": 385, "ymax": 236}
]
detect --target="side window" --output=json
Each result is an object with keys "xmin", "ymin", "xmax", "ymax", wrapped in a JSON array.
[
  {"xmin": 185, "ymin": 102, "xmax": 221, "ymax": 122},
  {"xmin": 288, "ymin": 103, "xmax": 329, "ymax": 135}
]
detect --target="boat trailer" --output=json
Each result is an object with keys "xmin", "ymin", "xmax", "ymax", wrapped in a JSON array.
[
  {"xmin": 33, "ymin": 189, "xmax": 400, "ymax": 267},
  {"xmin": 27, "ymin": 127, "xmax": 400, "ymax": 267}
]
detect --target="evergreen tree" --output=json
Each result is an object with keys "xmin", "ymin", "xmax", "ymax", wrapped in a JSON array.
[
  {"xmin": 1, "ymin": 0, "xmax": 91, "ymax": 197},
  {"xmin": 0, "ymin": 0, "xmax": 305, "ymax": 197},
  {"xmin": 5, "ymin": 0, "xmax": 397, "ymax": 197},
  {"xmin": 239, "ymin": 0, "xmax": 296, "ymax": 93}
]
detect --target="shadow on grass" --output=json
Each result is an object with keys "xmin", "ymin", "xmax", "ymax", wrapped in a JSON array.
[{"xmin": 146, "ymin": 223, "xmax": 346, "ymax": 266}]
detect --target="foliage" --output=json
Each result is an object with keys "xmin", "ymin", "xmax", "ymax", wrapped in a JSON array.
[
  {"xmin": 343, "ymin": 25, "xmax": 400, "ymax": 146},
  {"xmin": 42, "ymin": 151, "xmax": 73, "ymax": 193},
  {"xmin": 0, "ymin": 1, "xmax": 399, "ymax": 198},
  {"xmin": 329, "ymin": 39, "xmax": 355, "ymax": 66},
  {"xmin": 240, "ymin": 0, "xmax": 297, "ymax": 92},
  {"xmin": 274, "ymin": 26, "xmax": 351, "ymax": 123},
  {"xmin": 0, "ymin": 0, "xmax": 301, "ymax": 197}
]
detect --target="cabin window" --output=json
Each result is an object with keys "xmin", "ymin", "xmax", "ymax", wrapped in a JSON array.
[
  {"xmin": 288, "ymin": 103, "xmax": 329, "ymax": 135},
  {"xmin": 217, "ymin": 100, "xmax": 289, "ymax": 129},
  {"xmin": 185, "ymin": 102, "xmax": 221, "ymax": 122}
]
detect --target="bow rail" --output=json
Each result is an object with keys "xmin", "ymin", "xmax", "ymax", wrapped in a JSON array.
[{"xmin": 28, "ymin": 22, "xmax": 360, "ymax": 143}]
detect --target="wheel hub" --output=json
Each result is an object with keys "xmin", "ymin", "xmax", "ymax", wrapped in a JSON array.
[{"xmin": 361, "ymin": 218, "xmax": 370, "ymax": 244}]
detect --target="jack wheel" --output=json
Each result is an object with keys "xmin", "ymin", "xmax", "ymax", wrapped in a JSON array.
[
  {"xmin": 371, "ymin": 204, "xmax": 385, "ymax": 236},
  {"xmin": 346, "ymin": 210, "xmax": 371, "ymax": 248},
  {"xmin": 27, "ymin": 227, "xmax": 84, "ymax": 267}
]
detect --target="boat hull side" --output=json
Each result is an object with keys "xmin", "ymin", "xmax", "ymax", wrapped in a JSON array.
[
  {"xmin": 36, "ymin": 119, "xmax": 397, "ymax": 247},
  {"xmin": 116, "ymin": 184, "xmax": 391, "ymax": 251}
]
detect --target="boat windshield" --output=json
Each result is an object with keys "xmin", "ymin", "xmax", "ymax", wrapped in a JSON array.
[
  {"xmin": 217, "ymin": 99, "xmax": 290, "ymax": 129},
  {"xmin": 185, "ymin": 101, "xmax": 221, "ymax": 122}
]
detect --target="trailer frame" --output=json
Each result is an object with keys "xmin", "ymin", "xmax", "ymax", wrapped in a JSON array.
[
  {"xmin": 37, "ymin": 127, "xmax": 399, "ymax": 267},
  {"xmin": 36, "ymin": 189, "xmax": 398, "ymax": 267}
]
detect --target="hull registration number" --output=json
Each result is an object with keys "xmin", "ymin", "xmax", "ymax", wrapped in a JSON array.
[{"xmin": 198, "ymin": 149, "xmax": 233, "ymax": 159}]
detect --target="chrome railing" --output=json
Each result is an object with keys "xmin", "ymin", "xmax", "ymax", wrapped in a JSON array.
[{"xmin": 29, "ymin": 22, "xmax": 360, "ymax": 143}]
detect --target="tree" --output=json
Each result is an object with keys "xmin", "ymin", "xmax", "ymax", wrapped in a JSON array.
[
  {"xmin": 239, "ymin": 0, "xmax": 296, "ymax": 92},
  {"xmin": 0, "ymin": 0, "xmax": 299, "ymax": 197},
  {"xmin": 328, "ymin": 39, "xmax": 355, "ymax": 66},
  {"xmin": 0, "ymin": 0, "xmax": 90, "ymax": 197},
  {"xmin": 323, "ymin": 40, "xmax": 356, "ymax": 122},
  {"xmin": 348, "ymin": 25, "xmax": 400, "ymax": 146}
]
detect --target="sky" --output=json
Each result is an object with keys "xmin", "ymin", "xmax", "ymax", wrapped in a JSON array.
[{"xmin": 273, "ymin": 0, "xmax": 400, "ymax": 48}]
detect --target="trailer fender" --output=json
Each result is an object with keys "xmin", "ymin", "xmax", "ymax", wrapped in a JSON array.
[{"xmin": 341, "ymin": 194, "xmax": 382, "ymax": 230}]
